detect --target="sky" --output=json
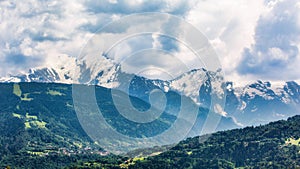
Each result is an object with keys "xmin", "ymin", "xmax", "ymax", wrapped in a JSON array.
[{"xmin": 0, "ymin": 0, "xmax": 300, "ymax": 85}]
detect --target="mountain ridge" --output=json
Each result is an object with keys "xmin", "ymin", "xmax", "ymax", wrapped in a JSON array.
[{"xmin": 0, "ymin": 65, "xmax": 299, "ymax": 128}]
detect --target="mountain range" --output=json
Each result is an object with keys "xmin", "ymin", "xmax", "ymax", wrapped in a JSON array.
[
  {"xmin": 0, "ymin": 55, "xmax": 299, "ymax": 128},
  {"xmin": 0, "ymin": 55, "xmax": 299, "ymax": 168}
]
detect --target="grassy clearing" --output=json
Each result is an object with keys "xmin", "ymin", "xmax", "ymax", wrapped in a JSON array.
[
  {"xmin": 47, "ymin": 90, "xmax": 64, "ymax": 96},
  {"xmin": 21, "ymin": 93, "xmax": 33, "ymax": 101},
  {"xmin": 25, "ymin": 122, "xmax": 31, "ymax": 129},
  {"xmin": 25, "ymin": 120, "xmax": 47, "ymax": 129},
  {"xmin": 13, "ymin": 84, "xmax": 22, "ymax": 97},
  {"xmin": 12, "ymin": 112, "xmax": 45, "ymax": 129},
  {"xmin": 120, "ymin": 157, "xmax": 145, "ymax": 168},
  {"xmin": 286, "ymin": 138, "xmax": 300, "ymax": 146},
  {"xmin": 22, "ymin": 113, "xmax": 47, "ymax": 129},
  {"xmin": 13, "ymin": 84, "xmax": 33, "ymax": 101},
  {"xmin": 26, "ymin": 113, "xmax": 38, "ymax": 120},
  {"xmin": 12, "ymin": 113, "xmax": 22, "ymax": 119},
  {"xmin": 133, "ymin": 157, "xmax": 145, "ymax": 162},
  {"xmin": 31, "ymin": 120, "xmax": 47, "ymax": 129},
  {"xmin": 27, "ymin": 151, "xmax": 45, "ymax": 156}
]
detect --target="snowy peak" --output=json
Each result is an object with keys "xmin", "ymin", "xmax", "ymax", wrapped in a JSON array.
[
  {"xmin": 230, "ymin": 80, "xmax": 300, "ymax": 105},
  {"xmin": 1, "ymin": 59, "xmax": 298, "ymax": 108},
  {"xmin": 169, "ymin": 69, "xmax": 207, "ymax": 104},
  {"xmin": 225, "ymin": 80, "xmax": 300, "ymax": 126},
  {"xmin": 0, "ymin": 68, "xmax": 60, "ymax": 83},
  {"xmin": 241, "ymin": 80, "xmax": 277, "ymax": 100},
  {"xmin": 0, "ymin": 61, "xmax": 299, "ymax": 128},
  {"xmin": 284, "ymin": 81, "xmax": 300, "ymax": 104},
  {"xmin": 0, "ymin": 54, "xmax": 120, "ymax": 86}
]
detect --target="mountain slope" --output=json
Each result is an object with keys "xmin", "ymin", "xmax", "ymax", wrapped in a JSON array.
[
  {"xmin": 226, "ymin": 80, "xmax": 300, "ymax": 126},
  {"xmin": 131, "ymin": 115, "xmax": 300, "ymax": 169},
  {"xmin": 0, "ymin": 56, "xmax": 299, "ymax": 128},
  {"xmin": 0, "ymin": 82, "xmax": 299, "ymax": 168},
  {"xmin": 0, "ymin": 82, "xmax": 238, "ymax": 168},
  {"xmin": 0, "ymin": 82, "xmax": 173, "ymax": 168}
]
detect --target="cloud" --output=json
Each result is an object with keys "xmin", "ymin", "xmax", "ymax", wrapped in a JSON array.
[
  {"xmin": 185, "ymin": 0, "xmax": 265, "ymax": 83},
  {"xmin": 237, "ymin": 0, "xmax": 300, "ymax": 81},
  {"xmin": 78, "ymin": 13, "xmax": 121, "ymax": 33},
  {"xmin": 0, "ymin": 36, "xmax": 43, "ymax": 74},
  {"xmin": 0, "ymin": 0, "xmax": 197, "ymax": 77},
  {"xmin": 79, "ymin": 0, "xmax": 198, "ymax": 34},
  {"xmin": 84, "ymin": 0, "xmax": 195, "ymax": 16},
  {"xmin": 1, "ymin": 0, "xmax": 299, "ymax": 84},
  {"xmin": 85, "ymin": 17, "xmax": 196, "ymax": 80},
  {"xmin": 0, "ymin": 0, "xmax": 94, "ymax": 76}
]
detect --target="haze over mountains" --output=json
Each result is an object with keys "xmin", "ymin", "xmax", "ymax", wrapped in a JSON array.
[{"xmin": 0, "ymin": 55, "xmax": 299, "ymax": 129}]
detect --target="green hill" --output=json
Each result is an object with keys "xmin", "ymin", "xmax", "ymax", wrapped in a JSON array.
[
  {"xmin": 131, "ymin": 115, "xmax": 300, "ymax": 169},
  {"xmin": 0, "ymin": 82, "xmax": 181, "ymax": 168},
  {"xmin": 0, "ymin": 82, "xmax": 299, "ymax": 168},
  {"xmin": 0, "ymin": 83, "xmax": 119, "ymax": 168}
]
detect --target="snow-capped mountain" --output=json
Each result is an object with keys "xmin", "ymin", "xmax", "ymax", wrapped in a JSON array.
[
  {"xmin": 225, "ymin": 80, "xmax": 300, "ymax": 126},
  {"xmin": 0, "ymin": 68, "xmax": 61, "ymax": 83},
  {"xmin": 0, "ymin": 55, "xmax": 299, "ymax": 128},
  {"xmin": 0, "ymin": 54, "xmax": 119, "ymax": 86},
  {"xmin": 0, "ymin": 55, "xmax": 225, "ymax": 106}
]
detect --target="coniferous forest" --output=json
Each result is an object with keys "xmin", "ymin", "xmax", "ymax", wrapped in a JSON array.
[{"xmin": 0, "ymin": 83, "xmax": 299, "ymax": 168}]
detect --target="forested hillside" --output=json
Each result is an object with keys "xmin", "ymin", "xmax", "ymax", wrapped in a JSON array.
[
  {"xmin": 0, "ymin": 82, "xmax": 299, "ymax": 168},
  {"xmin": 131, "ymin": 116, "xmax": 300, "ymax": 169}
]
